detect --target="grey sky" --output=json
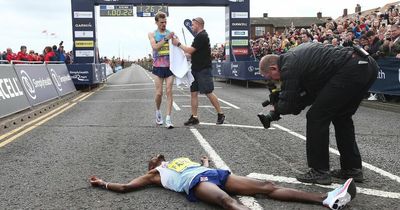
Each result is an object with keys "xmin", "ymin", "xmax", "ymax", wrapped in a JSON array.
[{"xmin": 0, "ymin": 0, "xmax": 395, "ymax": 60}]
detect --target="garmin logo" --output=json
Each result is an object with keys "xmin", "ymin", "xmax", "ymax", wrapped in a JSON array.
[
  {"xmin": 232, "ymin": 22, "xmax": 248, "ymax": 27},
  {"xmin": 0, "ymin": 77, "xmax": 24, "ymax": 100},
  {"xmin": 75, "ymin": 23, "xmax": 93, "ymax": 28}
]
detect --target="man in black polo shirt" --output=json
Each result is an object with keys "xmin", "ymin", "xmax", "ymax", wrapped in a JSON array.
[{"xmin": 172, "ymin": 17, "xmax": 225, "ymax": 125}]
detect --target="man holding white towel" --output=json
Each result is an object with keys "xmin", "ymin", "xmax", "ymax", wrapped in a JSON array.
[{"xmin": 172, "ymin": 17, "xmax": 225, "ymax": 125}]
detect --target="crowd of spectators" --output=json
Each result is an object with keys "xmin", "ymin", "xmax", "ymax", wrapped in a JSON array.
[
  {"xmin": 0, "ymin": 41, "xmax": 73, "ymax": 64},
  {"xmin": 250, "ymin": 4, "xmax": 400, "ymax": 60},
  {"xmin": 210, "ymin": 3, "xmax": 400, "ymax": 62}
]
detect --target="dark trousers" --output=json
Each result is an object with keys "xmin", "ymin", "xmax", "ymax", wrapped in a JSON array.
[{"xmin": 306, "ymin": 56, "xmax": 378, "ymax": 170}]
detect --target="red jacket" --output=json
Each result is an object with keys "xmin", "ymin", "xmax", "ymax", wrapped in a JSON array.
[
  {"xmin": 16, "ymin": 51, "xmax": 29, "ymax": 61},
  {"xmin": 6, "ymin": 53, "xmax": 16, "ymax": 62},
  {"xmin": 44, "ymin": 51, "xmax": 56, "ymax": 62}
]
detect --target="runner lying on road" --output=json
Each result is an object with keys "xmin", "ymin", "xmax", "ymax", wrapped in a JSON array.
[{"xmin": 90, "ymin": 155, "xmax": 356, "ymax": 210}]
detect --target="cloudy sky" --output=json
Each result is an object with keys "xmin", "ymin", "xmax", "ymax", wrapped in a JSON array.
[{"xmin": 0, "ymin": 0, "xmax": 395, "ymax": 60}]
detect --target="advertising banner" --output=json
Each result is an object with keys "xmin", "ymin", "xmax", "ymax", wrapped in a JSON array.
[
  {"xmin": 13, "ymin": 64, "xmax": 59, "ymax": 106},
  {"xmin": 46, "ymin": 64, "xmax": 77, "ymax": 96},
  {"xmin": 212, "ymin": 61, "xmax": 264, "ymax": 80},
  {"xmin": 67, "ymin": 64, "xmax": 92, "ymax": 85},
  {"xmin": 0, "ymin": 65, "xmax": 31, "ymax": 118},
  {"xmin": 370, "ymin": 57, "xmax": 400, "ymax": 96}
]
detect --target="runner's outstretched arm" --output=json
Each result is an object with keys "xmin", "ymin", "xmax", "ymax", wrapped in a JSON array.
[{"xmin": 90, "ymin": 169, "xmax": 160, "ymax": 193}]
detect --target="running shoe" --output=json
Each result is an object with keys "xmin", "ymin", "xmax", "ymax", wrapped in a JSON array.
[
  {"xmin": 165, "ymin": 115, "xmax": 174, "ymax": 129},
  {"xmin": 216, "ymin": 113, "xmax": 225, "ymax": 124},
  {"xmin": 156, "ymin": 111, "xmax": 163, "ymax": 125},
  {"xmin": 184, "ymin": 115, "xmax": 199, "ymax": 126},
  {"xmin": 323, "ymin": 178, "xmax": 356, "ymax": 210}
]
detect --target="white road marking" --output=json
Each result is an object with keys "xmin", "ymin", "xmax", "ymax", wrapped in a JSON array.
[
  {"xmin": 181, "ymin": 105, "xmax": 232, "ymax": 109},
  {"xmin": 143, "ymin": 69, "xmax": 155, "ymax": 83},
  {"xmin": 248, "ymin": 173, "xmax": 400, "ymax": 199},
  {"xmin": 218, "ymin": 98, "xmax": 240, "ymax": 109},
  {"xmin": 100, "ymin": 88, "xmax": 155, "ymax": 92},
  {"xmin": 173, "ymin": 101, "xmax": 181, "ymax": 111},
  {"xmin": 173, "ymin": 95, "xmax": 206, "ymax": 98},
  {"xmin": 272, "ymin": 124, "xmax": 400, "ymax": 184},
  {"xmin": 190, "ymin": 128, "xmax": 264, "ymax": 210},
  {"xmin": 106, "ymin": 83, "xmax": 154, "ymax": 87},
  {"xmin": 200, "ymin": 122, "xmax": 275, "ymax": 130}
]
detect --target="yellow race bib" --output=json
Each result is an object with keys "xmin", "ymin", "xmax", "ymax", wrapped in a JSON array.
[
  {"xmin": 158, "ymin": 42, "xmax": 170, "ymax": 56},
  {"xmin": 167, "ymin": 157, "xmax": 201, "ymax": 173}
]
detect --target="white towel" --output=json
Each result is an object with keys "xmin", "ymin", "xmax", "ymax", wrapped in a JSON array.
[{"xmin": 169, "ymin": 40, "xmax": 194, "ymax": 88}]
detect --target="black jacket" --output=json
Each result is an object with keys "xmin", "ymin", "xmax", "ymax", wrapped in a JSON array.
[{"xmin": 276, "ymin": 42, "xmax": 353, "ymax": 115}]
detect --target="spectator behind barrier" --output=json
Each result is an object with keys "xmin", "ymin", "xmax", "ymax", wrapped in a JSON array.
[
  {"xmin": 44, "ymin": 46, "xmax": 57, "ymax": 62},
  {"xmin": 380, "ymin": 24, "xmax": 400, "ymax": 58},
  {"xmin": 5, "ymin": 48, "xmax": 16, "ymax": 62},
  {"xmin": 16, "ymin": 45, "xmax": 29, "ymax": 61}
]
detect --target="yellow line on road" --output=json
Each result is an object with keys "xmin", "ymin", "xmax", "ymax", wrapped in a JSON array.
[
  {"xmin": 0, "ymin": 89, "xmax": 98, "ymax": 148},
  {"xmin": 0, "ymin": 103, "xmax": 70, "ymax": 141},
  {"xmin": 0, "ymin": 103, "xmax": 77, "ymax": 148}
]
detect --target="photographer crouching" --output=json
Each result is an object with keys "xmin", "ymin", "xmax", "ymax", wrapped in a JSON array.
[{"xmin": 258, "ymin": 42, "xmax": 379, "ymax": 185}]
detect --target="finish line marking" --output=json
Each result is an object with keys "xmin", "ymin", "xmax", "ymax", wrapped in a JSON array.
[
  {"xmin": 248, "ymin": 173, "xmax": 400, "ymax": 199},
  {"xmin": 272, "ymin": 124, "xmax": 400, "ymax": 184},
  {"xmin": 190, "ymin": 128, "xmax": 263, "ymax": 210},
  {"xmin": 200, "ymin": 122, "xmax": 274, "ymax": 130},
  {"xmin": 218, "ymin": 98, "xmax": 240, "ymax": 109}
]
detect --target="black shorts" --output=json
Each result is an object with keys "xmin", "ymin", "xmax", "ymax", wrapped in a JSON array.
[
  {"xmin": 190, "ymin": 67, "xmax": 214, "ymax": 94},
  {"xmin": 152, "ymin": 67, "xmax": 174, "ymax": 78}
]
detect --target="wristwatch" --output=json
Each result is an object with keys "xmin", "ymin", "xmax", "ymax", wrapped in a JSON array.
[
  {"xmin": 163, "ymin": 37, "xmax": 169, "ymax": 42},
  {"xmin": 177, "ymin": 42, "xmax": 181, "ymax": 47}
]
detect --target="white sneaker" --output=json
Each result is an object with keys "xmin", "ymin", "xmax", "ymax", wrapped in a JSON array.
[
  {"xmin": 156, "ymin": 111, "xmax": 163, "ymax": 125},
  {"xmin": 165, "ymin": 115, "xmax": 174, "ymax": 129},
  {"xmin": 323, "ymin": 178, "xmax": 356, "ymax": 210},
  {"xmin": 367, "ymin": 93, "xmax": 377, "ymax": 101}
]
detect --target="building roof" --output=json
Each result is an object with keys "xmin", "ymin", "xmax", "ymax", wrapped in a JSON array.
[
  {"xmin": 336, "ymin": 2, "xmax": 400, "ymax": 21},
  {"xmin": 251, "ymin": 17, "xmax": 331, "ymax": 28}
]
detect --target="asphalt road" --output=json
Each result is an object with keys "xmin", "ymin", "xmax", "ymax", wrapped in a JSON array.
[{"xmin": 0, "ymin": 65, "xmax": 399, "ymax": 209}]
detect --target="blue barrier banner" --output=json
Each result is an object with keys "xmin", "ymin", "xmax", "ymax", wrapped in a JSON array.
[
  {"xmin": 370, "ymin": 57, "xmax": 400, "ymax": 96},
  {"xmin": 46, "ymin": 64, "xmax": 77, "ymax": 96},
  {"xmin": 67, "ymin": 64, "xmax": 104, "ymax": 85},
  {"xmin": 67, "ymin": 64, "xmax": 92, "ymax": 85},
  {"xmin": 0, "ymin": 64, "xmax": 31, "ymax": 118},
  {"xmin": 212, "ymin": 61, "xmax": 264, "ymax": 80},
  {"xmin": 13, "ymin": 64, "xmax": 59, "ymax": 106}
]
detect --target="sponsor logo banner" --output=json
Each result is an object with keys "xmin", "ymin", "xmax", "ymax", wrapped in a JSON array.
[
  {"xmin": 231, "ymin": 39, "xmax": 248, "ymax": 46},
  {"xmin": 75, "ymin": 40, "xmax": 94, "ymax": 48},
  {"xmin": 13, "ymin": 65, "xmax": 59, "ymax": 106},
  {"xmin": 231, "ymin": 12, "xmax": 248, "ymax": 19},
  {"xmin": 46, "ymin": 64, "xmax": 76, "ymax": 96},
  {"xmin": 231, "ymin": 22, "xmax": 248, "ymax": 27},
  {"xmin": 74, "ymin": 11, "xmax": 93, "ymax": 19},
  {"xmin": 74, "ymin": 22, "xmax": 93, "ymax": 28},
  {"xmin": 232, "ymin": 30, "xmax": 248, "ymax": 37},
  {"xmin": 232, "ymin": 48, "xmax": 248, "ymax": 56},
  {"xmin": 74, "ymin": 31, "xmax": 94, "ymax": 38},
  {"xmin": 0, "ymin": 65, "xmax": 31, "ymax": 118},
  {"xmin": 75, "ymin": 50, "xmax": 94, "ymax": 57}
]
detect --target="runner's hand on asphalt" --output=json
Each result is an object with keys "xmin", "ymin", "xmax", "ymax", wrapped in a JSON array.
[{"xmin": 89, "ymin": 176, "xmax": 104, "ymax": 187}]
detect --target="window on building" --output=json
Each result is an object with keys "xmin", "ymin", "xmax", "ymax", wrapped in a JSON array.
[{"xmin": 255, "ymin": 26, "xmax": 265, "ymax": 37}]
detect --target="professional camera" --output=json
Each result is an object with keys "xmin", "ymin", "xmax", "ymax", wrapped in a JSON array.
[{"xmin": 258, "ymin": 81, "xmax": 281, "ymax": 129}]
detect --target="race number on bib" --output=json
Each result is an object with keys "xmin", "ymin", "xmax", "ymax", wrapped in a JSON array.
[{"xmin": 167, "ymin": 157, "xmax": 200, "ymax": 172}]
